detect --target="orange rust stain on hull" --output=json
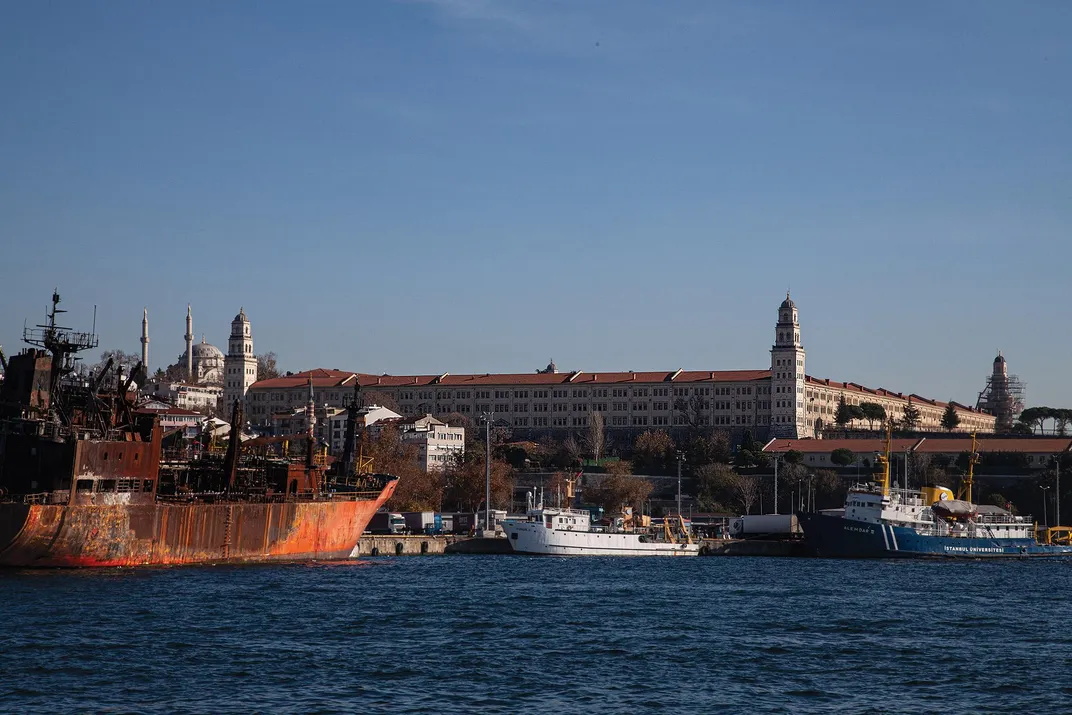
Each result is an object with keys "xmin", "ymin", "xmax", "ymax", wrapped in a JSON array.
[{"xmin": 0, "ymin": 480, "xmax": 397, "ymax": 568}]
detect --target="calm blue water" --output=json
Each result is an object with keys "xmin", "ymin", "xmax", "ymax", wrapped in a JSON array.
[{"xmin": 2, "ymin": 556, "xmax": 1071, "ymax": 714}]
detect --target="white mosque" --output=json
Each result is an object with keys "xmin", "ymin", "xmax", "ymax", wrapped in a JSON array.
[
  {"xmin": 179, "ymin": 306, "xmax": 226, "ymax": 385},
  {"xmin": 141, "ymin": 305, "xmax": 258, "ymax": 413}
]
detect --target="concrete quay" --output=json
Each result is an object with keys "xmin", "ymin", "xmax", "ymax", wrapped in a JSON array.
[
  {"xmin": 352, "ymin": 535, "xmax": 451, "ymax": 557},
  {"xmin": 351, "ymin": 535, "xmax": 813, "ymax": 557},
  {"xmin": 699, "ymin": 538, "xmax": 814, "ymax": 557}
]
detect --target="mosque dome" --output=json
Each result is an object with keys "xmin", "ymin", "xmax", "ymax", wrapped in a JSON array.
[{"xmin": 192, "ymin": 340, "xmax": 224, "ymax": 360}]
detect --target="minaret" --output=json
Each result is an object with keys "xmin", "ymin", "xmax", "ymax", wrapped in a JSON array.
[
  {"xmin": 140, "ymin": 308, "xmax": 150, "ymax": 371},
  {"xmin": 185, "ymin": 305, "xmax": 194, "ymax": 382},
  {"xmin": 770, "ymin": 292, "xmax": 807, "ymax": 438},
  {"xmin": 306, "ymin": 376, "xmax": 316, "ymax": 436},
  {"xmin": 223, "ymin": 307, "xmax": 258, "ymax": 414}
]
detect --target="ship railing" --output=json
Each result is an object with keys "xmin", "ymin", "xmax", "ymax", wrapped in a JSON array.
[
  {"xmin": 21, "ymin": 492, "xmax": 51, "ymax": 505},
  {"xmin": 974, "ymin": 512, "xmax": 1027, "ymax": 525},
  {"xmin": 154, "ymin": 490, "xmax": 385, "ymax": 504}
]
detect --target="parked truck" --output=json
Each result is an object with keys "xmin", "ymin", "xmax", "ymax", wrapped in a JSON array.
[
  {"xmin": 402, "ymin": 511, "xmax": 439, "ymax": 535},
  {"xmin": 367, "ymin": 512, "xmax": 407, "ymax": 535},
  {"xmin": 729, "ymin": 514, "xmax": 801, "ymax": 537}
]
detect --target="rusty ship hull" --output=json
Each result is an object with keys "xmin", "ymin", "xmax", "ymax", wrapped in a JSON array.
[
  {"xmin": 1, "ymin": 291, "xmax": 403, "ymax": 569},
  {"xmin": 0, "ymin": 480, "xmax": 396, "ymax": 567}
]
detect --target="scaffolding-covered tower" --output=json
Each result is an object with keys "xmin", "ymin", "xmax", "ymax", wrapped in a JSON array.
[{"xmin": 977, "ymin": 352, "xmax": 1025, "ymax": 432}]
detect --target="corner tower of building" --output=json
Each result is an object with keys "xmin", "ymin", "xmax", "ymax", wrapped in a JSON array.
[
  {"xmin": 223, "ymin": 308, "xmax": 257, "ymax": 413},
  {"xmin": 770, "ymin": 293, "xmax": 807, "ymax": 438}
]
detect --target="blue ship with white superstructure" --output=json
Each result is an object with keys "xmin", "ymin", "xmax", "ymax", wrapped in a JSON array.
[{"xmin": 799, "ymin": 429, "xmax": 1072, "ymax": 558}]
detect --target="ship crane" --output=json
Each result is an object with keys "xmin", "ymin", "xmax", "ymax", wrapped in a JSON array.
[{"xmin": 956, "ymin": 432, "xmax": 980, "ymax": 504}]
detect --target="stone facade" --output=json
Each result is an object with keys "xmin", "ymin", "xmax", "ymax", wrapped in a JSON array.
[{"xmin": 246, "ymin": 295, "xmax": 998, "ymax": 437}]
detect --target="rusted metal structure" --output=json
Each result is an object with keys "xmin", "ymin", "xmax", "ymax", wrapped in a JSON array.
[{"xmin": 0, "ymin": 293, "xmax": 397, "ymax": 567}]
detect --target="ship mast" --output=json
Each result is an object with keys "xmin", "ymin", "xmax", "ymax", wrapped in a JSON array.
[
  {"xmin": 22, "ymin": 290, "xmax": 99, "ymax": 422},
  {"xmin": 958, "ymin": 431, "xmax": 979, "ymax": 504},
  {"xmin": 876, "ymin": 422, "xmax": 892, "ymax": 497}
]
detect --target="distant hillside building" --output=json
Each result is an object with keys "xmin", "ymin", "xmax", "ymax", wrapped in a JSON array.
[
  {"xmin": 398, "ymin": 415, "xmax": 465, "ymax": 472},
  {"xmin": 247, "ymin": 295, "xmax": 998, "ymax": 438}
]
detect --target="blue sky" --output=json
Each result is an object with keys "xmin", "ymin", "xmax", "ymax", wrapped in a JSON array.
[{"xmin": 1, "ymin": 1, "xmax": 1069, "ymax": 407}]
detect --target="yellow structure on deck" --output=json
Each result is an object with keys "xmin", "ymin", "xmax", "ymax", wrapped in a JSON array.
[
  {"xmin": 876, "ymin": 423, "xmax": 893, "ymax": 496},
  {"xmin": 957, "ymin": 432, "xmax": 980, "ymax": 504}
]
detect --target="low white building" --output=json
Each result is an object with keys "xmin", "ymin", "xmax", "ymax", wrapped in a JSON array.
[
  {"xmin": 134, "ymin": 403, "xmax": 202, "ymax": 434},
  {"xmin": 398, "ymin": 414, "xmax": 465, "ymax": 472},
  {"xmin": 147, "ymin": 381, "xmax": 222, "ymax": 411}
]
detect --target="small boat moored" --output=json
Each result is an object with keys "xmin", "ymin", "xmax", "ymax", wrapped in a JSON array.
[{"xmin": 504, "ymin": 487, "xmax": 700, "ymax": 557}]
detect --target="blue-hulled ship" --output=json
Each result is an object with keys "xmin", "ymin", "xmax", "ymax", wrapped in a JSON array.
[{"xmin": 799, "ymin": 428, "xmax": 1072, "ymax": 559}]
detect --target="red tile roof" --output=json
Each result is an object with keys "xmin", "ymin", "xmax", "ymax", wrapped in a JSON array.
[
  {"xmin": 805, "ymin": 376, "xmax": 988, "ymax": 414},
  {"xmin": 764, "ymin": 438, "xmax": 921, "ymax": 454},
  {"xmin": 912, "ymin": 438, "xmax": 1072, "ymax": 454},
  {"xmin": 250, "ymin": 369, "xmax": 360, "ymax": 390},
  {"xmin": 253, "ymin": 368, "xmax": 772, "ymax": 390},
  {"xmin": 763, "ymin": 437, "xmax": 1072, "ymax": 455}
]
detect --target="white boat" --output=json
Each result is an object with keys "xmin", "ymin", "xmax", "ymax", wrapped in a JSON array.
[{"xmin": 504, "ymin": 491, "xmax": 700, "ymax": 557}]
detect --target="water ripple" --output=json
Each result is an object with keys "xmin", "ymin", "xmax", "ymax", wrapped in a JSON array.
[{"xmin": 2, "ymin": 557, "xmax": 1072, "ymax": 713}]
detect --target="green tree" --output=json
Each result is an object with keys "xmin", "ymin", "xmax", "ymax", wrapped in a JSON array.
[
  {"xmin": 685, "ymin": 430, "xmax": 732, "ymax": 468},
  {"xmin": 941, "ymin": 402, "xmax": 961, "ymax": 432},
  {"xmin": 860, "ymin": 402, "xmax": 887, "ymax": 430},
  {"xmin": 694, "ymin": 463, "xmax": 740, "ymax": 512},
  {"xmin": 834, "ymin": 395, "xmax": 852, "ymax": 426},
  {"xmin": 901, "ymin": 402, "xmax": 921, "ymax": 431},
  {"xmin": 734, "ymin": 430, "xmax": 770, "ymax": 469},
  {"xmin": 1018, "ymin": 406, "xmax": 1049, "ymax": 434},
  {"xmin": 783, "ymin": 449, "xmax": 804, "ymax": 465},
  {"xmin": 830, "ymin": 448, "xmax": 856, "ymax": 467}
]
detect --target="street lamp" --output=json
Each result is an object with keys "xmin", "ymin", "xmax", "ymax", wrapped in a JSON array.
[
  {"xmin": 1056, "ymin": 455, "xmax": 1062, "ymax": 527},
  {"xmin": 1039, "ymin": 485, "xmax": 1051, "ymax": 527},
  {"xmin": 773, "ymin": 456, "xmax": 780, "ymax": 514},
  {"xmin": 481, "ymin": 412, "xmax": 492, "ymax": 535},
  {"xmin": 675, "ymin": 450, "xmax": 685, "ymax": 516}
]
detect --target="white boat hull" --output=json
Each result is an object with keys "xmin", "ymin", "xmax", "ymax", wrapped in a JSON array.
[{"xmin": 505, "ymin": 521, "xmax": 700, "ymax": 556}]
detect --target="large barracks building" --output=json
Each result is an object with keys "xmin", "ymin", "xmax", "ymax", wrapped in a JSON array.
[{"xmin": 247, "ymin": 295, "xmax": 997, "ymax": 439}]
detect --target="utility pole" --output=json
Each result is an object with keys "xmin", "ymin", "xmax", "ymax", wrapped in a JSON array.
[
  {"xmin": 1040, "ymin": 485, "xmax": 1050, "ymax": 527},
  {"xmin": 483, "ymin": 412, "xmax": 492, "ymax": 534},
  {"xmin": 675, "ymin": 451, "xmax": 685, "ymax": 516},
  {"xmin": 773, "ymin": 457, "xmax": 779, "ymax": 514},
  {"xmin": 1057, "ymin": 454, "xmax": 1062, "ymax": 527}
]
